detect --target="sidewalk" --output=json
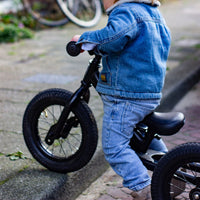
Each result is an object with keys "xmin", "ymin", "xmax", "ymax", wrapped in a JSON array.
[{"xmin": 0, "ymin": 0, "xmax": 200, "ymax": 199}]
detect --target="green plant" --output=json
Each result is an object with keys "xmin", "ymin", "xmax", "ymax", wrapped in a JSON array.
[
  {"xmin": 0, "ymin": 23, "xmax": 18, "ymax": 42},
  {"xmin": 0, "ymin": 14, "xmax": 19, "ymax": 25},
  {"xmin": 0, "ymin": 22, "xmax": 34, "ymax": 43},
  {"xmin": 6, "ymin": 151, "xmax": 27, "ymax": 161},
  {"xmin": 20, "ymin": 15, "xmax": 36, "ymax": 29},
  {"xmin": 0, "ymin": 12, "xmax": 37, "ymax": 29},
  {"xmin": 17, "ymin": 26, "xmax": 34, "ymax": 39},
  {"xmin": 195, "ymin": 44, "xmax": 200, "ymax": 49}
]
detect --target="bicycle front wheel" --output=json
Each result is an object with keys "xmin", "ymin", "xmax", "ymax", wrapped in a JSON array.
[
  {"xmin": 151, "ymin": 142, "xmax": 200, "ymax": 200},
  {"xmin": 22, "ymin": 0, "xmax": 69, "ymax": 27},
  {"xmin": 56, "ymin": 0, "xmax": 102, "ymax": 28},
  {"xmin": 23, "ymin": 88, "xmax": 98, "ymax": 173}
]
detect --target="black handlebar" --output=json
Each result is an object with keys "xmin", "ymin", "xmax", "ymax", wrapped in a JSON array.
[
  {"xmin": 66, "ymin": 41, "xmax": 82, "ymax": 57},
  {"xmin": 66, "ymin": 41, "xmax": 96, "ymax": 57}
]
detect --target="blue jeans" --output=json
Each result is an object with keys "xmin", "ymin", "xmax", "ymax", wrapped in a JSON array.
[{"xmin": 101, "ymin": 95, "xmax": 167, "ymax": 191}]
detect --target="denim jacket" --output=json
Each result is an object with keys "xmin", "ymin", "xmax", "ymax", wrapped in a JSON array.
[{"xmin": 78, "ymin": 2, "xmax": 171, "ymax": 99}]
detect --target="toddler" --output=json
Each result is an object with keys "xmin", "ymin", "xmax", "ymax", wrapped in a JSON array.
[{"xmin": 72, "ymin": 0, "xmax": 171, "ymax": 199}]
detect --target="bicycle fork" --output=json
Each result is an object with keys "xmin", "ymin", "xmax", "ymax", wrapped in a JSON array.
[{"xmin": 45, "ymin": 55, "xmax": 101, "ymax": 145}]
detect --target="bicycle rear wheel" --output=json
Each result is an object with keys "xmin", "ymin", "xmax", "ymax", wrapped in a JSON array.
[
  {"xmin": 22, "ymin": 0, "xmax": 69, "ymax": 27},
  {"xmin": 56, "ymin": 0, "xmax": 102, "ymax": 28}
]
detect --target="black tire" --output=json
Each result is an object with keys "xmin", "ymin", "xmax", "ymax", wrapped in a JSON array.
[
  {"xmin": 56, "ymin": 0, "xmax": 102, "ymax": 28},
  {"xmin": 23, "ymin": 88, "xmax": 98, "ymax": 173},
  {"xmin": 22, "ymin": 0, "xmax": 69, "ymax": 27},
  {"xmin": 151, "ymin": 142, "xmax": 200, "ymax": 200}
]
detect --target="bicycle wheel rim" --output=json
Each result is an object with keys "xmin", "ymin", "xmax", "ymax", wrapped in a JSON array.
[
  {"xmin": 23, "ymin": 0, "xmax": 69, "ymax": 27},
  {"xmin": 57, "ymin": 0, "xmax": 102, "ymax": 28}
]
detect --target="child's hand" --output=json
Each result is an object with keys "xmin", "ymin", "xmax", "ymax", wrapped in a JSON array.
[
  {"xmin": 71, "ymin": 35, "xmax": 84, "ymax": 53},
  {"xmin": 71, "ymin": 35, "xmax": 81, "ymax": 42}
]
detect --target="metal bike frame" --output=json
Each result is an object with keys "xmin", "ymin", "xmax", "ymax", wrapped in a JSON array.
[{"xmin": 46, "ymin": 54, "xmax": 101, "ymax": 142}]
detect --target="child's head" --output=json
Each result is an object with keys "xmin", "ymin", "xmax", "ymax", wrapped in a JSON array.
[
  {"xmin": 103, "ymin": 0, "xmax": 158, "ymax": 10},
  {"xmin": 102, "ymin": 0, "xmax": 116, "ymax": 10},
  {"xmin": 114, "ymin": 0, "xmax": 156, "ymax": 4}
]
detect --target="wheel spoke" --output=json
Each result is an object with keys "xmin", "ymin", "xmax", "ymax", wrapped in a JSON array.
[{"xmin": 37, "ymin": 104, "xmax": 82, "ymax": 159}]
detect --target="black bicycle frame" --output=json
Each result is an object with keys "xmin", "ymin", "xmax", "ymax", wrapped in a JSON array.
[{"xmin": 45, "ymin": 55, "xmax": 101, "ymax": 144}]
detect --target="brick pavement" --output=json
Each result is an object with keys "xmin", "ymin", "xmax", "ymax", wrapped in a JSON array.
[{"xmin": 164, "ymin": 81, "xmax": 200, "ymax": 149}]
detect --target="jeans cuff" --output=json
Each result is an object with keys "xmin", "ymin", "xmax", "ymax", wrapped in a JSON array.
[{"xmin": 128, "ymin": 179, "xmax": 151, "ymax": 191}]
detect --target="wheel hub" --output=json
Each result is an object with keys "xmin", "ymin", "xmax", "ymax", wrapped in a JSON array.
[
  {"xmin": 45, "ymin": 124, "xmax": 60, "ymax": 145},
  {"xmin": 190, "ymin": 188, "xmax": 200, "ymax": 200}
]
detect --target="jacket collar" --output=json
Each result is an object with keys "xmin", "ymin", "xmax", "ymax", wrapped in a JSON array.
[{"xmin": 106, "ymin": 0, "xmax": 160, "ymax": 15}]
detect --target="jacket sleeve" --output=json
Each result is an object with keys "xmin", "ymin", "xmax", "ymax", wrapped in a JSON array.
[{"xmin": 77, "ymin": 7, "xmax": 138, "ymax": 55}]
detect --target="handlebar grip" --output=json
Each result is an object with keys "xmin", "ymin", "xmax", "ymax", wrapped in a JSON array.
[{"xmin": 66, "ymin": 41, "xmax": 82, "ymax": 57}]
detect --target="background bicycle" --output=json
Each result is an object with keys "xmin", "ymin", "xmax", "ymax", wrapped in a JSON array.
[
  {"xmin": 57, "ymin": 0, "xmax": 102, "ymax": 28},
  {"xmin": 22, "ymin": 0, "xmax": 102, "ymax": 27}
]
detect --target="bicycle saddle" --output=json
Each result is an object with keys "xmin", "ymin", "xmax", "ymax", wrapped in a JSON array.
[{"xmin": 143, "ymin": 112, "xmax": 185, "ymax": 136}]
